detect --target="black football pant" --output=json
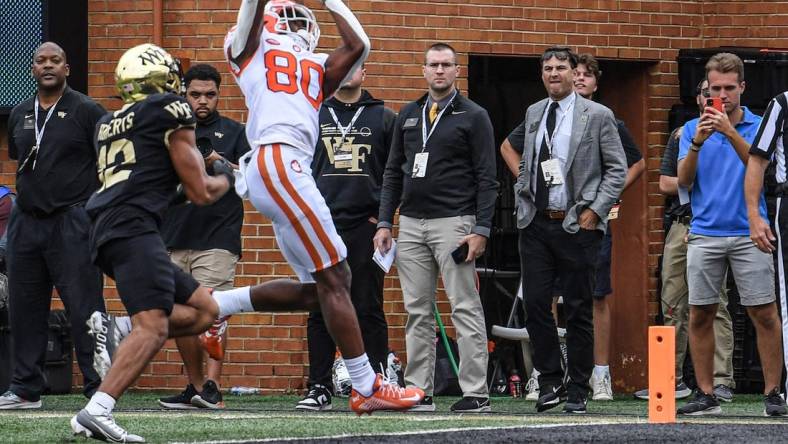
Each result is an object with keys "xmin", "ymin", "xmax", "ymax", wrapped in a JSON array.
[
  {"xmin": 768, "ymin": 196, "xmax": 788, "ymax": 394},
  {"xmin": 6, "ymin": 205, "xmax": 105, "ymax": 400},
  {"xmin": 306, "ymin": 220, "xmax": 388, "ymax": 390},
  {"xmin": 519, "ymin": 214, "xmax": 602, "ymax": 397}
]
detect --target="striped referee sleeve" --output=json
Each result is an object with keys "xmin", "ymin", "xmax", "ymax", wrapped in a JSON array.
[{"xmin": 750, "ymin": 92, "xmax": 788, "ymax": 159}]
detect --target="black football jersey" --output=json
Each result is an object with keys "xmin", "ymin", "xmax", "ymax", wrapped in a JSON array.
[{"xmin": 86, "ymin": 93, "xmax": 195, "ymax": 246}]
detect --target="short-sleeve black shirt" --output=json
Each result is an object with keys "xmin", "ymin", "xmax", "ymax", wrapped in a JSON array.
[
  {"xmin": 7, "ymin": 86, "xmax": 105, "ymax": 215},
  {"xmin": 160, "ymin": 112, "xmax": 250, "ymax": 255},
  {"xmin": 659, "ymin": 127, "xmax": 691, "ymax": 218},
  {"xmin": 86, "ymin": 93, "xmax": 196, "ymax": 250}
]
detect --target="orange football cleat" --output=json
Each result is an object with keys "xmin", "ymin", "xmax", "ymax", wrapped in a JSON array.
[
  {"xmin": 349, "ymin": 374, "xmax": 424, "ymax": 415},
  {"xmin": 199, "ymin": 316, "xmax": 229, "ymax": 361}
]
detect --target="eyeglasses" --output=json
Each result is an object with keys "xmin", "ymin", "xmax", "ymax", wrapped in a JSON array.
[{"xmin": 425, "ymin": 62, "xmax": 457, "ymax": 70}]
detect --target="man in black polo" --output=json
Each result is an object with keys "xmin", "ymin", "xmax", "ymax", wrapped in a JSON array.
[
  {"xmin": 374, "ymin": 43, "xmax": 498, "ymax": 413},
  {"xmin": 0, "ymin": 42, "xmax": 106, "ymax": 409},
  {"xmin": 157, "ymin": 64, "xmax": 250, "ymax": 410}
]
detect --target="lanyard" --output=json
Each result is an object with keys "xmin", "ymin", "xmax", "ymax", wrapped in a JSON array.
[
  {"xmin": 34, "ymin": 95, "xmax": 61, "ymax": 151},
  {"xmin": 328, "ymin": 105, "xmax": 365, "ymax": 148},
  {"xmin": 18, "ymin": 95, "xmax": 61, "ymax": 172},
  {"xmin": 421, "ymin": 90, "xmax": 458, "ymax": 152},
  {"xmin": 542, "ymin": 94, "xmax": 574, "ymax": 158}
]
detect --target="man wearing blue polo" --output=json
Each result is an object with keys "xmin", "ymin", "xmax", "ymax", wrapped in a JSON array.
[{"xmin": 676, "ymin": 52, "xmax": 786, "ymax": 417}]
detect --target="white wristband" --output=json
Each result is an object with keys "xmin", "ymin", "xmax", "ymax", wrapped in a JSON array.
[{"xmin": 323, "ymin": 0, "xmax": 370, "ymax": 81}]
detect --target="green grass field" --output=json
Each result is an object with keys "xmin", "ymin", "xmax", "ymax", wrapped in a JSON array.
[{"xmin": 0, "ymin": 392, "xmax": 781, "ymax": 443}]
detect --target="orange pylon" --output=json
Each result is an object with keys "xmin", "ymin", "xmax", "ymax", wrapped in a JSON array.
[{"xmin": 648, "ymin": 326, "xmax": 676, "ymax": 423}]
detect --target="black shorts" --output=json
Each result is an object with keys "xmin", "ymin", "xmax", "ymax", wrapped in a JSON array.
[
  {"xmin": 593, "ymin": 228, "xmax": 613, "ymax": 298},
  {"xmin": 96, "ymin": 233, "xmax": 199, "ymax": 316}
]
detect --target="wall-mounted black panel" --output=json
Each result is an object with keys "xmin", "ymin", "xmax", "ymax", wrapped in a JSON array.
[{"xmin": 0, "ymin": 0, "xmax": 88, "ymax": 115}]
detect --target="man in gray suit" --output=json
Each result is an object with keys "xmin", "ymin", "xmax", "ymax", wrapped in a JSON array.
[{"xmin": 512, "ymin": 46, "xmax": 626, "ymax": 413}]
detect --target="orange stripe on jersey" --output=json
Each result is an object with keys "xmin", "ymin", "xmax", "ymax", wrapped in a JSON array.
[
  {"xmin": 271, "ymin": 144, "xmax": 341, "ymax": 269},
  {"xmin": 257, "ymin": 145, "xmax": 323, "ymax": 270},
  {"xmin": 230, "ymin": 44, "xmax": 260, "ymax": 77}
]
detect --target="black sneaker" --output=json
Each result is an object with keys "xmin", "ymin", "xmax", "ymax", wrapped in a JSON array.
[
  {"xmin": 191, "ymin": 380, "xmax": 224, "ymax": 409},
  {"xmin": 408, "ymin": 395, "xmax": 435, "ymax": 412},
  {"xmin": 450, "ymin": 396, "xmax": 491, "ymax": 413},
  {"xmin": 295, "ymin": 384, "xmax": 332, "ymax": 411},
  {"xmin": 764, "ymin": 387, "xmax": 788, "ymax": 417},
  {"xmin": 536, "ymin": 385, "xmax": 567, "ymax": 412},
  {"xmin": 713, "ymin": 384, "xmax": 733, "ymax": 403},
  {"xmin": 677, "ymin": 390, "xmax": 721, "ymax": 416},
  {"xmin": 158, "ymin": 384, "xmax": 199, "ymax": 409},
  {"xmin": 563, "ymin": 391, "xmax": 587, "ymax": 414},
  {"xmin": 633, "ymin": 381, "xmax": 692, "ymax": 400}
]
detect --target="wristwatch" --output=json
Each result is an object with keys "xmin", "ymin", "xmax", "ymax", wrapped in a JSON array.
[{"xmin": 690, "ymin": 138, "xmax": 702, "ymax": 152}]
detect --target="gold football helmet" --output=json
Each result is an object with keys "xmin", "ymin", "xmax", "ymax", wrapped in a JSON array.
[{"xmin": 115, "ymin": 43, "xmax": 182, "ymax": 103}]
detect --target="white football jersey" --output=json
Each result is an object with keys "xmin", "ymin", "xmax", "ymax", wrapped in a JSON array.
[{"xmin": 225, "ymin": 24, "xmax": 328, "ymax": 155}]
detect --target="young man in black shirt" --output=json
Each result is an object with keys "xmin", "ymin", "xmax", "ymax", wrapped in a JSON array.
[
  {"xmin": 573, "ymin": 54, "xmax": 645, "ymax": 401},
  {"xmin": 297, "ymin": 66, "xmax": 396, "ymax": 410},
  {"xmin": 70, "ymin": 44, "xmax": 231, "ymax": 442},
  {"xmin": 157, "ymin": 64, "xmax": 250, "ymax": 410},
  {"xmin": 0, "ymin": 42, "xmax": 106, "ymax": 410}
]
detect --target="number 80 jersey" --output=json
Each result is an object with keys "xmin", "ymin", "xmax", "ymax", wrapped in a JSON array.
[{"xmin": 225, "ymin": 24, "xmax": 328, "ymax": 155}]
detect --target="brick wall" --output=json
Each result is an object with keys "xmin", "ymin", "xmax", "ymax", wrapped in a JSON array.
[{"xmin": 2, "ymin": 0, "xmax": 787, "ymax": 393}]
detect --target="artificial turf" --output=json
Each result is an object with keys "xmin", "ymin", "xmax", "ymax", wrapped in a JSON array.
[{"xmin": 0, "ymin": 392, "xmax": 782, "ymax": 443}]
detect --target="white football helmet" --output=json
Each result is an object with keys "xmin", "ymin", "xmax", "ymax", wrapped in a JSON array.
[
  {"xmin": 264, "ymin": 0, "xmax": 320, "ymax": 52},
  {"xmin": 115, "ymin": 43, "xmax": 183, "ymax": 103}
]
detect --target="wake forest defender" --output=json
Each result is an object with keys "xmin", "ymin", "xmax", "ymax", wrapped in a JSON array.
[{"xmin": 70, "ymin": 44, "xmax": 232, "ymax": 442}]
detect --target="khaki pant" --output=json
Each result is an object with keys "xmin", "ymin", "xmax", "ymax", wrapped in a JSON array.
[
  {"xmin": 661, "ymin": 220, "xmax": 734, "ymax": 387},
  {"xmin": 169, "ymin": 249, "xmax": 239, "ymax": 291},
  {"xmin": 396, "ymin": 215, "xmax": 489, "ymax": 398}
]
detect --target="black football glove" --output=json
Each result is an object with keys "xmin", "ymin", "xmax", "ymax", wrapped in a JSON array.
[
  {"xmin": 211, "ymin": 158, "xmax": 235, "ymax": 188},
  {"xmin": 169, "ymin": 184, "xmax": 189, "ymax": 206}
]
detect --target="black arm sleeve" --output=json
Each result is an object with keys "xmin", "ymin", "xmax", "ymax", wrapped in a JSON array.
[
  {"xmin": 470, "ymin": 109, "xmax": 499, "ymax": 235},
  {"xmin": 382, "ymin": 107, "xmax": 396, "ymax": 158},
  {"xmin": 7, "ymin": 111, "xmax": 19, "ymax": 160},
  {"xmin": 377, "ymin": 111, "xmax": 406, "ymax": 227}
]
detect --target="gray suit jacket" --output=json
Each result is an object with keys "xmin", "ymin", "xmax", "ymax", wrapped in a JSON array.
[{"xmin": 514, "ymin": 94, "xmax": 627, "ymax": 233}]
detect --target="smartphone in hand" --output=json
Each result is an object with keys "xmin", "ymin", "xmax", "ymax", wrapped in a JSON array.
[
  {"xmin": 451, "ymin": 243, "xmax": 469, "ymax": 264},
  {"xmin": 706, "ymin": 97, "xmax": 723, "ymax": 113}
]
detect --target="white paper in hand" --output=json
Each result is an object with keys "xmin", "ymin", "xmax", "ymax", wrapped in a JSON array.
[{"xmin": 373, "ymin": 240, "xmax": 397, "ymax": 273}]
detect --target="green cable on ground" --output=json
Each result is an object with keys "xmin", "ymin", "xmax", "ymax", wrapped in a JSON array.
[{"xmin": 433, "ymin": 302, "xmax": 460, "ymax": 377}]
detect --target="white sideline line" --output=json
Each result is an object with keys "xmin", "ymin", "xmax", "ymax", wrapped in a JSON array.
[{"xmin": 171, "ymin": 422, "xmax": 624, "ymax": 444}]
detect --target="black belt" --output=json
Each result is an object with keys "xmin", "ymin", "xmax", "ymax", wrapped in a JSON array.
[
  {"xmin": 22, "ymin": 201, "xmax": 85, "ymax": 219},
  {"xmin": 672, "ymin": 215, "xmax": 691, "ymax": 225},
  {"xmin": 537, "ymin": 210, "xmax": 566, "ymax": 220}
]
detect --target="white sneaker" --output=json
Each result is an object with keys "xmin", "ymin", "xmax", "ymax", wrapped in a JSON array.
[
  {"xmin": 525, "ymin": 370, "xmax": 540, "ymax": 401},
  {"xmin": 0, "ymin": 391, "xmax": 41, "ymax": 410},
  {"xmin": 71, "ymin": 409, "xmax": 145, "ymax": 442},
  {"xmin": 590, "ymin": 372, "xmax": 613, "ymax": 401}
]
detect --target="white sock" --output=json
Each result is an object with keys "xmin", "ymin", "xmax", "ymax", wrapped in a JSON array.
[
  {"xmin": 85, "ymin": 391, "xmax": 116, "ymax": 416},
  {"xmin": 114, "ymin": 315, "xmax": 132, "ymax": 337},
  {"xmin": 344, "ymin": 353, "xmax": 376, "ymax": 397},
  {"xmin": 593, "ymin": 365, "xmax": 610, "ymax": 378},
  {"xmin": 213, "ymin": 286, "xmax": 253, "ymax": 318}
]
